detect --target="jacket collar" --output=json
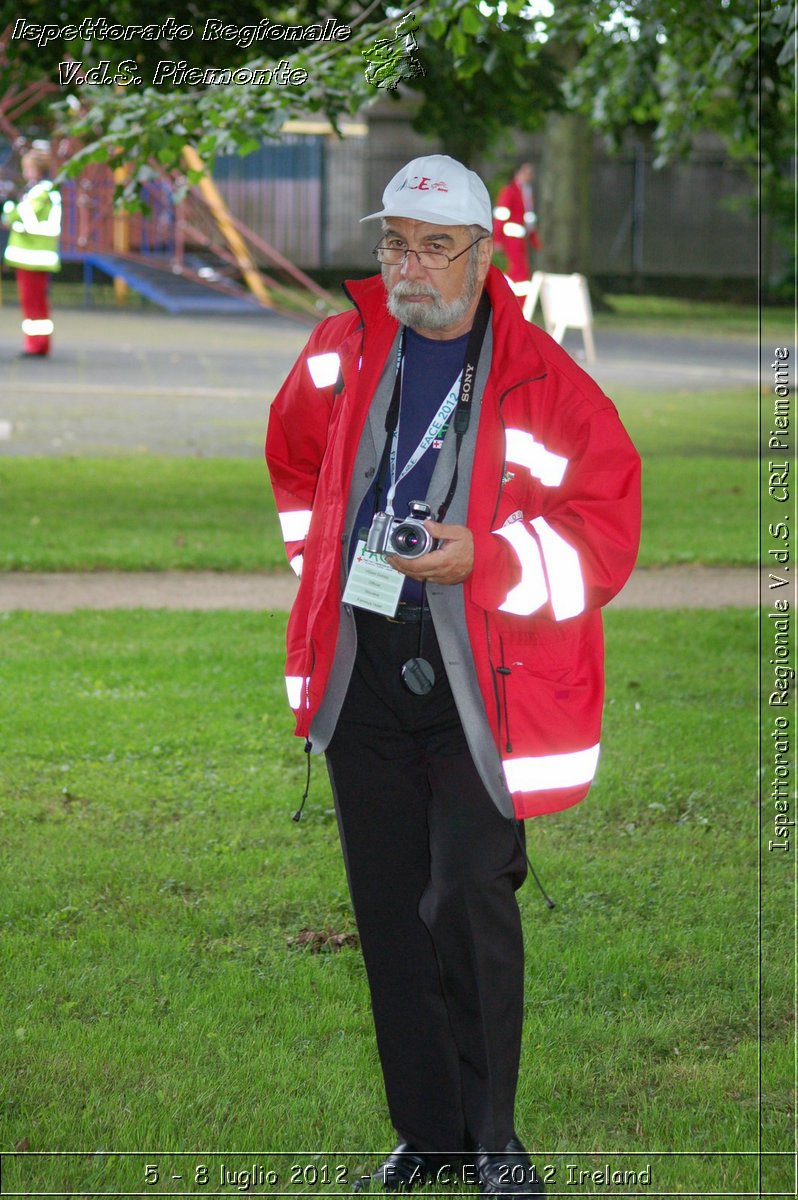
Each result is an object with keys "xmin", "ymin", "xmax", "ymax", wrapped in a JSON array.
[
  {"xmin": 342, "ymin": 266, "xmax": 547, "ymax": 391},
  {"xmin": 483, "ymin": 265, "xmax": 547, "ymax": 386}
]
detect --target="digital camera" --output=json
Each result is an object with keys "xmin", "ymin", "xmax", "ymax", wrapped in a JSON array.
[{"xmin": 366, "ymin": 500, "xmax": 438, "ymax": 559}]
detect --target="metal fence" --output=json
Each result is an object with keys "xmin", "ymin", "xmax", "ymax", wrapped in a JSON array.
[
  {"xmin": 0, "ymin": 131, "xmax": 770, "ymax": 281},
  {"xmin": 59, "ymin": 174, "xmax": 175, "ymax": 257},
  {"xmin": 213, "ymin": 136, "xmax": 324, "ymax": 268},
  {"xmin": 212, "ymin": 131, "xmax": 767, "ymax": 281},
  {"xmin": 587, "ymin": 145, "xmax": 759, "ymax": 279},
  {"xmin": 352, "ymin": 137, "xmax": 764, "ymax": 280}
]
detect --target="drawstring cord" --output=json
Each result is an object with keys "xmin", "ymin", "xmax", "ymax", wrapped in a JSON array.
[
  {"xmin": 513, "ymin": 820, "xmax": 556, "ymax": 909},
  {"xmin": 292, "ymin": 739, "xmax": 313, "ymax": 822}
]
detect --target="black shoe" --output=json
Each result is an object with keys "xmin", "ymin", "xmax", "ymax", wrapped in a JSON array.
[
  {"xmin": 353, "ymin": 1143, "xmax": 432, "ymax": 1192},
  {"xmin": 476, "ymin": 1137, "xmax": 545, "ymax": 1196}
]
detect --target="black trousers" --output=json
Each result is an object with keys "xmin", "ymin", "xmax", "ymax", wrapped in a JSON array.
[{"xmin": 326, "ymin": 608, "xmax": 527, "ymax": 1153}]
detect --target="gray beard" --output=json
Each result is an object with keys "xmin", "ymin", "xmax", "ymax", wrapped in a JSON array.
[{"xmin": 384, "ymin": 253, "xmax": 480, "ymax": 332}]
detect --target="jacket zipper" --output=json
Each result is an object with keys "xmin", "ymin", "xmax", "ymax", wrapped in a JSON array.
[{"xmin": 486, "ymin": 398, "xmax": 509, "ymax": 746}]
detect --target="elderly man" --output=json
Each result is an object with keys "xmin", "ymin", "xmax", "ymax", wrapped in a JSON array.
[{"xmin": 266, "ymin": 155, "xmax": 640, "ymax": 1195}]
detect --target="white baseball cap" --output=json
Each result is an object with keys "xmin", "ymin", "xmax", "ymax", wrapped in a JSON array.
[{"xmin": 361, "ymin": 154, "xmax": 493, "ymax": 231}]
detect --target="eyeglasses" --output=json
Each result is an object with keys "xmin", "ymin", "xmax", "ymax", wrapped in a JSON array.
[{"xmin": 373, "ymin": 236, "xmax": 487, "ymax": 270}]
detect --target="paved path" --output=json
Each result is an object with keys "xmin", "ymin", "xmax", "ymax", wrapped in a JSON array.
[
  {"xmin": 0, "ymin": 307, "xmax": 305, "ymax": 457},
  {"xmin": 0, "ymin": 565, "xmax": 771, "ymax": 612},
  {"xmin": 0, "ymin": 305, "xmax": 766, "ymax": 458}
]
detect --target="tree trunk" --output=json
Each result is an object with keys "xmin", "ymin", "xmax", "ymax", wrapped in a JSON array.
[{"xmin": 538, "ymin": 110, "xmax": 592, "ymax": 275}]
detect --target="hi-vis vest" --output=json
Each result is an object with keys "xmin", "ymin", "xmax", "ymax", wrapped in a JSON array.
[
  {"xmin": 266, "ymin": 267, "xmax": 641, "ymax": 820},
  {"xmin": 2, "ymin": 180, "xmax": 62, "ymax": 272}
]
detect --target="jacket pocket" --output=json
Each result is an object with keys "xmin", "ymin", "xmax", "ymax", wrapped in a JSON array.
[{"xmin": 493, "ymin": 612, "xmax": 584, "ymax": 674}]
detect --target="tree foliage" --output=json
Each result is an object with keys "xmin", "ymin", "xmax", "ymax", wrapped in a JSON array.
[
  {"xmin": 1, "ymin": 0, "xmax": 793, "ymax": 214},
  {"xmin": 557, "ymin": 1, "xmax": 795, "ymax": 178},
  {"xmin": 552, "ymin": 0, "xmax": 795, "ymax": 263}
]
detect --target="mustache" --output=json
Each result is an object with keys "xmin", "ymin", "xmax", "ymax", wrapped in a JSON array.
[{"xmin": 389, "ymin": 280, "xmax": 441, "ymax": 301}]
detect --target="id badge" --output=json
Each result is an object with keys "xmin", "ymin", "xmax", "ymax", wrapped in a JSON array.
[{"xmin": 343, "ymin": 538, "xmax": 404, "ymax": 617}]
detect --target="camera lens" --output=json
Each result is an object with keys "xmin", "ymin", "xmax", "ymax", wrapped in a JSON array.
[{"xmin": 391, "ymin": 523, "xmax": 428, "ymax": 558}]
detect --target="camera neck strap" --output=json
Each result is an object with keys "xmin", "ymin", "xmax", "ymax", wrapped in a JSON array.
[
  {"xmin": 374, "ymin": 289, "xmax": 491, "ymax": 521},
  {"xmin": 385, "ymin": 367, "xmax": 462, "ymax": 515}
]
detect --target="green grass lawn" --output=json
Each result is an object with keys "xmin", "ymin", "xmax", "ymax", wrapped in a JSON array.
[
  {"xmin": 0, "ymin": 384, "xmax": 757, "ymax": 571},
  {"xmin": 614, "ymin": 386, "xmax": 757, "ymax": 566},
  {"xmin": 0, "ymin": 457, "xmax": 282, "ymax": 573},
  {"xmin": 0, "ymin": 608, "xmax": 790, "ymax": 1196},
  {"xmin": 597, "ymin": 294, "xmax": 792, "ymax": 343}
]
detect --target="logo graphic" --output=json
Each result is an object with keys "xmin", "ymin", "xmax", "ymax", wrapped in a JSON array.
[
  {"xmin": 402, "ymin": 175, "xmax": 449, "ymax": 193},
  {"xmin": 362, "ymin": 13, "xmax": 425, "ymax": 91}
]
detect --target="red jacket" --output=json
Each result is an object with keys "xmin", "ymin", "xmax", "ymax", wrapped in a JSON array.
[{"xmin": 266, "ymin": 266, "xmax": 641, "ymax": 819}]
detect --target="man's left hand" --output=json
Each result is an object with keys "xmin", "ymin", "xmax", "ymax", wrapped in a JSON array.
[{"xmin": 386, "ymin": 520, "xmax": 474, "ymax": 586}]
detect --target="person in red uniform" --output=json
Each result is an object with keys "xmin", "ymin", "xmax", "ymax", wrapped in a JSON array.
[
  {"xmin": 493, "ymin": 163, "xmax": 541, "ymax": 284},
  {"xmin": 267, "ymin": 155, "xmax": 640, "ymax": 1196}
]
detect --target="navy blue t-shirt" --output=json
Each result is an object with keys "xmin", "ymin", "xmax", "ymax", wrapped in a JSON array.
[{"xmin": 350, "ymin": 326, "xmax": 469, "ymax": 604}]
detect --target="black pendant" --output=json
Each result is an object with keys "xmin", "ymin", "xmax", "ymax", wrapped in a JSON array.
[{"xmin": 401, "ymin": 657, "xmax": 435, "ymax": 696}]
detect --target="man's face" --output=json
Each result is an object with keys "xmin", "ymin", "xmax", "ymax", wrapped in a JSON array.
[{"xmin": 380, "ymin": 217, "xmax": 491, "ymax": 339}]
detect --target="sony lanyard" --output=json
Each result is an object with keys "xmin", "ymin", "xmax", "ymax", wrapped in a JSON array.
[
  {"xmin": 385, "ymin": 366, "xmax": 462, "ymax": 515},
  {"xmin": 374, "ymin": 290, "xmax": 491, "ymax": 522}
]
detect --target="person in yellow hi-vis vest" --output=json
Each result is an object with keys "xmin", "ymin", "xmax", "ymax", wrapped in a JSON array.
[{"xmin": 2, "ymin": 144, "xmax": 61, "ymax": 357}]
